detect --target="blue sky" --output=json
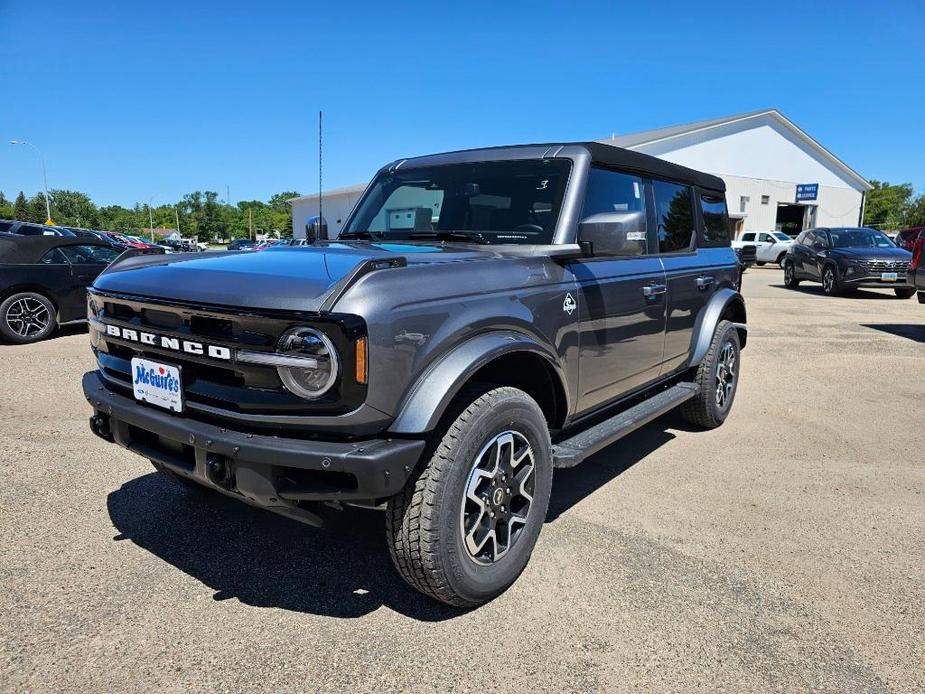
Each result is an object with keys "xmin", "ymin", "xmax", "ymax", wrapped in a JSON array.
[{"xmin": 1, "ymin": 0, "xmax": 922, "ymax": 207}]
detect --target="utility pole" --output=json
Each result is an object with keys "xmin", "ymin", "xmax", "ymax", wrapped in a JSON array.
[
  {"xmin": 175, "ymin": 207, "xmax": 181, "ymax": 236},
  {"xmin": 249, "ymin": 208, "xmax": 253, "ymax": 240}
]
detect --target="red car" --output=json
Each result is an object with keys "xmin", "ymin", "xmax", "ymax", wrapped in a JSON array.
[{"xmin": 894, "ymin": 227, "xmax": 925, "ymax": 251}]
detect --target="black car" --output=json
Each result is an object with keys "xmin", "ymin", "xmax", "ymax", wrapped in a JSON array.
[
  {"xmin": 0, "ymin": 233, "xmax": 124, "ymax": 343},
  {"xmin": 227, "ymin": 238, "xmax": 258, "ymax": 251},
  {"xmin": 0, "ymin": 219, "xmax": 75, "ymax": 237},
  {"xmin": 783, "ymin": 227, "xmax": 916, "ymax": 298}
]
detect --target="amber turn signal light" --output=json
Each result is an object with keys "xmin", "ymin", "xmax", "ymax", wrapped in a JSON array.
[{"xmin": 355, "ymin": 336, "xmax": 368, "ymax": 384}]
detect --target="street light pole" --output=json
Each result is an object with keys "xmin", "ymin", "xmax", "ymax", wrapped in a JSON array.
[
  {"xmin": 147, "ymin": 196, "xmax": 156, "ymax": 242},
  {"xmin": 10, "ymin": 140, "xmax": 53, "ymax": 224}
]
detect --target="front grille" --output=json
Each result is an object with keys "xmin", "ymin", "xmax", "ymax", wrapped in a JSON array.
[
  {"xmin": 857, "ymin": 259, "xmax": 909, "ymax": 274},
  {"xmin": 90, "ymin": 291, "xmax": 366, "ymax": 421}
]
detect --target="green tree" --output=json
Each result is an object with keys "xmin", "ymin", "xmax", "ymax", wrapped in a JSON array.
[
  {"xmin": 26, "ymin": 193, "xmax": 48, "ymax": 223},
  {"xmin": 906, "ymin": 194, "xmax": 925, "ymax": 228},
  {"xmin": 0, "ymin": 192, "xmax": 11, "ymax": 219},
  {"xmin": 49, "ymin": 189, "xmax": 99, "ymax": 228},
  {"xmin": 864, "ymin": 180, "xmax": 913, "ymax": 229},
  {"xmin": 13, "ymin": 191, "xmax": 28, "ymax": 220}
]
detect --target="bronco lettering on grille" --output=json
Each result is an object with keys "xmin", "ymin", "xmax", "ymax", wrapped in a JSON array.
[{"xmin": 104, "ymin": 324, "xmax": 232, "ymax": 361}]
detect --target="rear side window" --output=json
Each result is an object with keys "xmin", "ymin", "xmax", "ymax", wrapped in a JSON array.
[
  {"xmin": 700, "ymin": 194, "xmax": 730, "ymax": 245},
  {"xmin": 58, "ymin": 244, "xmax": 121, "ymax": 264},
  {"xmin": 653, "ymin": 181, "xmax": 694, "ymax": 253},
  {"xmin": 0, "ymin": 222, "xmax": 13, "ymax": 232},
  {"xmin": 39, "ymin": 248, "xmax": 69, "ymax": 264}
]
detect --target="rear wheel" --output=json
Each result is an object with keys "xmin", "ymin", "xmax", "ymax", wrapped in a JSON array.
[
  {"xmin": 386, "ymin": 386, "xmax": 553, "ymax": 607},
  {"xmin": 0, "ymin": 292, "xmax": 57, "ymax": 344},
  {"xmin": 680, "ymin": 320, "xmax": 741, "ymax": 429},
  {"xmin": 894, "ymin": 287, "xmax": 916, "ymax": 299},
  {"xmin": 756, "ymin": 261, "xmax": 766, "ymax": 267},
  {"xmin": 783, "ymin": 260, "xmax": 800, "ymax": 288}
]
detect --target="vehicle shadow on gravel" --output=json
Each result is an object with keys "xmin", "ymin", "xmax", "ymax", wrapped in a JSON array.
[
  {"xmin": 107, "ymin": 417, "xmax": 682, "ymax": 620},
  {"xmin": 107, "ymin": 475, "xmax": 463, "ymax": 622},
  {"xmin": 861, "ymin": 323, "xmax": 925, "ymax": 343},
  {"xmin": 769, "ymin": 284, "xmax": 904, "ymax": 299}
]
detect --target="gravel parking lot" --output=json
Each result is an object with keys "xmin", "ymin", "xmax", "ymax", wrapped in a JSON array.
[{"xmin": 1, "ymin": 269, "xmax": 923, "ymax": 693}]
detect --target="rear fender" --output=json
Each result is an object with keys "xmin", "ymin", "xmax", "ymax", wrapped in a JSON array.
[{"xmin": 690, "ymin": 288, "xmax": 747, "ymax": 366}]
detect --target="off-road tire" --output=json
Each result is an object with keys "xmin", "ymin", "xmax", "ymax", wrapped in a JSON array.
[
  {"xmin": 756, "ymin": 261, "xmax": 766, "ymax": 267},
  {"xmin": 894, "ymin": 287, "xmax": 916, "ymax": 299},
  {"xmin": 386, "ymin": 386, "xmax": 553, "ymax": 607},
  {"xmin": 680, "ymin": 320, "xmax": 741, "ymax": 429},
  {"xmin": 0, "ymin": 291, "xmax": 57, "ymax": 344},
  {"xmin": 783, "ymin": 260, "xmax": 800, "ymax": 288}
]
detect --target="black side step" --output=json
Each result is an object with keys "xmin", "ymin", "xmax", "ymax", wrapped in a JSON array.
[{"xmin": 552, "ymin": 382, "xmax": 699, "ymax": 468}]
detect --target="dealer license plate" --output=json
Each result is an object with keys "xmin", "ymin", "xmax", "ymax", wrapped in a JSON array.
[
  {"xmin": 880, "ymin": 272, "xmax": 898, "ymax": 282},
  {"xmin": 131, "ymin": 357, "xmax": 183, "ymax": 412}
]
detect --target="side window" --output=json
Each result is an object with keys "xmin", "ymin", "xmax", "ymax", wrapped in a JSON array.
[
  {"xmin": 58, "ymin": 244, "xmax": 121, "ymax": 265},
  {"xmin": 758, "ymin": 233, "xmax": 774, "ymax": 243},
  {"xmin": 795, "ymin": 231, "xmax": 808, "ymax": 245},
  {"xmin": 580, "ymin": 167, "xmax": 648, "ymax": 256},
  {"xmin": 653, "ymin": 181, "xmax": 694, "ymax": 253},
  {"xmin": 39, "ymin": 248, "xmax": 69, "ymax": 264},
  {"xmin": 741, "ymin": 233, "xmax": 756, "ymax": 242},
  {"xmin": 0, "ymin": 221, "xmax": 13, "ymax": 232},
  {"xmin": 700, "ymin": 194, "xmax": 730, "ymax": 245}
]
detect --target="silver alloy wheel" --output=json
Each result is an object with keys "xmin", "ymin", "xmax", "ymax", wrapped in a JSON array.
[
  {"xmin": 785, "ymin": 263, "xmax": 794, "ymax": 284},
  {"xmin": 5, "ymin": 297, "xmax": 51, "ymax": 337},
  {"xmin": 823, "ymin": 267, "xmax": 835, "ymax": 293},
  {"xmin": 715, "ymin": 341, "xmax": 736, "ymax": 409},
  {"xmin": 460, "ymin": 430, "xmax": 535, "ymax": 566}
]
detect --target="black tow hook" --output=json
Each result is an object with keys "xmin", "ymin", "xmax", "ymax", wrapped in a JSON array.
[
  {"xmin": 89, "ymin": 414, "xmax": 114, "ymax": 442},
  {"xmin": 206, "ymin": 454, "xmax": 234, "ymax": 490}
]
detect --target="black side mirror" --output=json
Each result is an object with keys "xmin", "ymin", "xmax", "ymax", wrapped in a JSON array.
[
  {"xmin": 578, "ymin": 211, "xmax": 647, "ymax": 257},
  {"xmin": 305, "ymin": 216, "xmax": 329, "ymax": 243}
]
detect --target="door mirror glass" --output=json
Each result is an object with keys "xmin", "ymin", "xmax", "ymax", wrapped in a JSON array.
[
  {"xmin": 578, "ymin": 211, "xmax": 647, "ymax": 257},
  {"xmin": 305, "ymin": 216, "xmax": 328, "ymax": 243}
]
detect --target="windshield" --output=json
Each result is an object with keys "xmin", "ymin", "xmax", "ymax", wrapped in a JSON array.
[
  {"xmin": 773, "ymin": 233, "xmax": 791, "ymax": 242},
  {"xmin": 342, "ymin": 159, "xmax": 572, "ymax": 245},
  {"xmin": 829, "ymin": 228, "xmax": 896, "ymax": 249}
]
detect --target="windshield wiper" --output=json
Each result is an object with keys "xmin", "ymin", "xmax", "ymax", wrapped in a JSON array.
[
  {"xmin": 407, "ymin": 231, "xmax": 489, "ymax": 244},
  {"xmin": 338, "ymin": 230, "xmax": 383, "ymax": 240}
]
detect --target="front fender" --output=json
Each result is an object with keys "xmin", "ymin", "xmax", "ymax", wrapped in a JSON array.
[
  {"xmin": 388, "ymin": 331, "xmax": 565, "ymax": 434},
  {"xmin": 690, "ymin": 288, "xmax": 747, "ymax": 367}
]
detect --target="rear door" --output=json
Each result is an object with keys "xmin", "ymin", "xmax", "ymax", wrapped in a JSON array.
[
  {"xmin": 652, "ymin": 180, "xmax": 709, "ymax": 375},
  {"xmin": 571, "ymin": 166, "xmax": 667, "ymax": 413}
]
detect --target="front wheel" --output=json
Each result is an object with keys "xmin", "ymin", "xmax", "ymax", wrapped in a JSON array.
[
  {"xmin": 386, "ymin": 386, "xmax": 553, "ymax": 607},
  {"xmin": 680, "ymin": 320, "xmax": 741, "ymax": 429},
  {"xmin": 783, "ymin": 260, "xmax": 800, "ymax": 288},
  {"xmin": 821, "ymin": 265, "xmax": 841, "ymax": 296},
  {"xmin": 894, "ymin": 287, "xmax": 916, "ymax": 299}
]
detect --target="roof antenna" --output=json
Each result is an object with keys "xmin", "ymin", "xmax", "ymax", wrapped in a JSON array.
[{"xmin": 318, "ymin": 110, "xmax": 323, "ymax": 227}]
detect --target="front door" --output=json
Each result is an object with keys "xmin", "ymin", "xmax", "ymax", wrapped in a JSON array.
[{"xmin": 570, "ymin": 167, "xmax": 667, "ymax": 414}]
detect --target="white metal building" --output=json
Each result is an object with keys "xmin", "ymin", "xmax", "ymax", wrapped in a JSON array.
[{"xmin": 291, "ymin": 109, "xmax": 871, "ymax": 238}]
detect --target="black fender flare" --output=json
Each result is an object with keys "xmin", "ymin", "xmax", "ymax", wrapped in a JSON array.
[
  {"xmin": 387, "ymin": 330, "xmax": 568, "ymax": 435},
  {"xmin": 689, "ymin": 288, "xmax": 747, "ymax": 367}
]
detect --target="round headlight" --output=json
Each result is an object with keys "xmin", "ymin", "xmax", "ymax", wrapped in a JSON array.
[{"xmin": 276, "ymin": 327, "xmax": 339, "ymax": 399}]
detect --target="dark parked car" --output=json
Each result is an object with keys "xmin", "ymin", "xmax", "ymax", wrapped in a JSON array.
[
  {"xmin": 228, "ymin": 238, "xmax": 258, "ymax": 251},
  {"xmin": 894, "ymin": 227, "xmax": 925, "ymax": 252},
  {"xmin": 0, "ymin": 233, "xmax": 125, "ymax": 343},
  {"xmin": 83, "ymin": 141, "xmax": 747, "ymax": 606},
  {"xmin": 783, "ymin": 227, "xmax": 915, "ymax": 298},
  {"xmin": 907, "ymin": 231, "xmax": 925, "ymax": 303},
  {"xmin": 0, "ymin": 220, "xmax": 75, "ymax": 237}
]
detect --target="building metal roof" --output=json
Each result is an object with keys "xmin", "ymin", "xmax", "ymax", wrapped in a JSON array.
[{"xmin": 597, "ymin": 108, "xmax": 871, "ymax": 191}]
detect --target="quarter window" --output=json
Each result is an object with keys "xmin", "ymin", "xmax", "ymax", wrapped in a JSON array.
[
  {"xmin": 700, "ymin": 194, "xmax": 730, "ymax": 245},
  {"xmin": 653, "ymin": 181, "xmax": 694, "ymax": 253},
  {"xmin": 39, "ymin": 248, "xmax": 69, "ymax": 264}
]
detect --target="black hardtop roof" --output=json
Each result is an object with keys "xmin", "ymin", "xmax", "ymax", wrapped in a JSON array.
[
  {"xmin": 0, "ymin": 232, "xmax": 112, "ymax": 264},
  {"xmin": 386, "ymin": 141, "xmax": 726, "ymax": 193}
]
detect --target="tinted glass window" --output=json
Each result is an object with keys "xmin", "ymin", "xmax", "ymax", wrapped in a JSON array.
[
  {"xmin": 700, "ymin": 194, "xmax": 730, "ymax": 244},
  {"xmin": 741, "ymin": 233, "xmax": 755, "ymax": 242},
  {"xmin": 829, "ymin": 228, "xmax": 895, "ymax": 248},
  {"xmin": 344, "ymin": 159, "xmax": 571, "ymax": 245},
  {"xmin": 17, "ymin": 225, "xmax": 49, "ymax": 236},
  {"xmin": 0, "ymin": 222, "xmax": 13, "ymax": 232},
  {"xmin": 580, "ymin": 167, "xmax": 647, "ymax": 256},
  {"xmin": 653, "ymin": 181, "xmax": 694, "ymax": 252},
  {"xmin": 58, "ymin": 244, "xmax": 121, "ymax": 264},
  {"xmin": 759, "ymin": 233, "xmax": 774, "ymax": 243},
  {"xmin": 39, "ymin": 248, "xmax": 69, "ymax": 264}
]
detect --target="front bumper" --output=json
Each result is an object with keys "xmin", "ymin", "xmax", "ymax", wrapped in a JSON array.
[{"xmin": 83, "ymin": 371, "xmax": 425, "ymax": 518}]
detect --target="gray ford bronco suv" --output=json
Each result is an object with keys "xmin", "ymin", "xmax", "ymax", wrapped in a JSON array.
[{"xmin": 83, "ymin": 142, "xmax": 746, "ymax": 606}]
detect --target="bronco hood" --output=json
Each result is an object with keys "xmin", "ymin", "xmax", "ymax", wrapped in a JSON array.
[{"xmin": 92, "ymin": 242, "xmax": 499, "ymax": 312}]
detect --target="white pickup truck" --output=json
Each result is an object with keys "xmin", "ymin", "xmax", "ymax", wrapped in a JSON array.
[{"xmin": 732, "ymin": 231, "xmax": 794, "ymax": 267}]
